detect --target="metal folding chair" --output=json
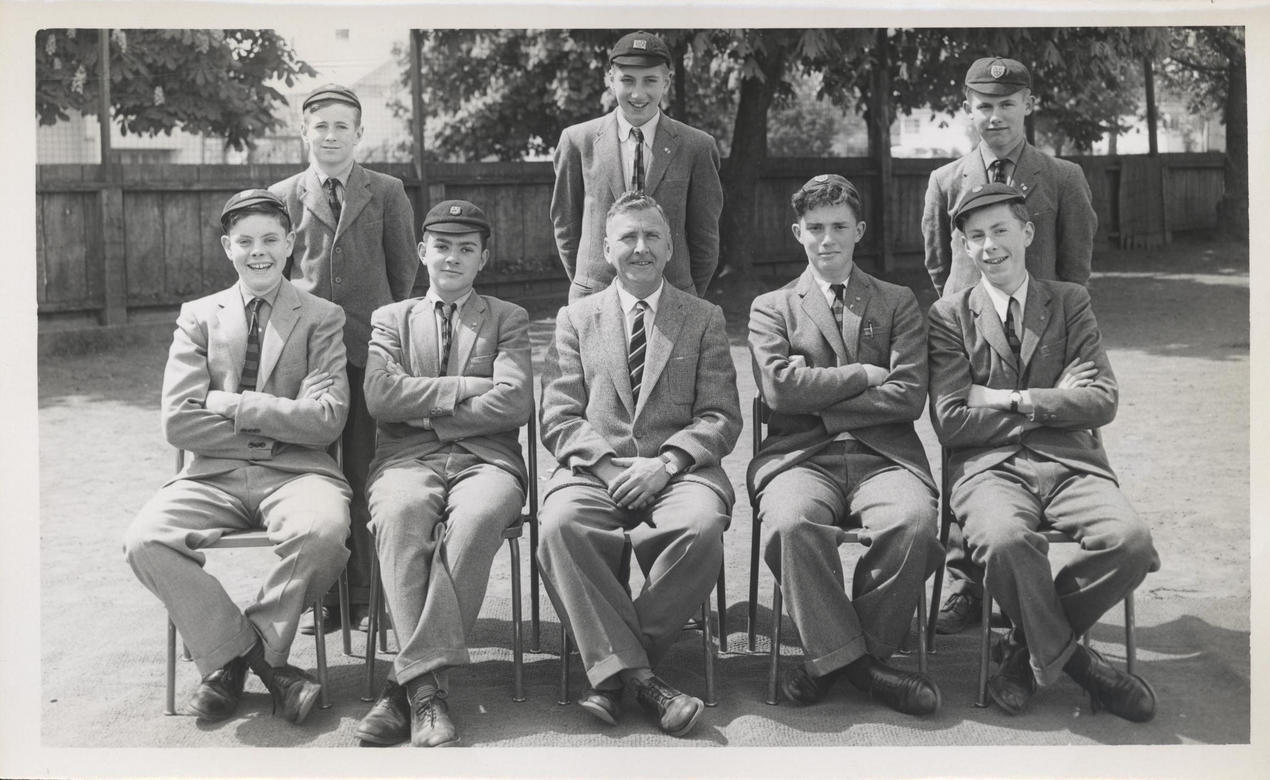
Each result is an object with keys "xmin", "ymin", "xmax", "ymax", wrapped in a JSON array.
[
  {"xmin": 747, "ymin": 393, "xmax": 928, "ymax": 705},
  {"xmin": 362, "ymin": 406, "xmax": 538, "ymax": 704}
]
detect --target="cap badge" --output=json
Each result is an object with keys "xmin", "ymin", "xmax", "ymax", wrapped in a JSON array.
[
  {"xmin": 449, "ymin": 205, "xmax": 462, "ymax": 215},
  {"xmin": 633, "ymin": 39, "xmax": 647, "ymax": 49},
  {"xmin": 990, "ymin": 63, "xmax": 1006, "ymax": 79},
  {"xmin": 814, "ymin": 174, "xmax": 828, "ymax": 183},
  {"xmin": 972, "ymin": 185, "xmax": 984, "ymax": 193}
]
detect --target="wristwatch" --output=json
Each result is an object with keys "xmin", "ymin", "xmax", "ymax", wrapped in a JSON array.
[
  {"xmin": 1009, "ymin": 390, "xmax": 1022, "ymax": 414},
  {"xmin": 659, "ymin": 453, "xmax": 681, "ymax": 477}
]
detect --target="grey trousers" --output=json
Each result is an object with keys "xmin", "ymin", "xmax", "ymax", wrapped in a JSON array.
[
  {"xmin": 123, "ymin": 468, "xmax": 351, "ymax": 677},
  {"xmin": 953, "ymin": 451, "xmax": 1159, "ymax": 686},
  {"xmin": 367, "ymin": 448, "xmax": 523, "ymax": 689},
  {"xmin": 538, "ymin": 481, "xmax": 728, "ymax": 687},
  {"xmin": 758, "ymin": 444, "xmax": 941, "ymax": 676}
]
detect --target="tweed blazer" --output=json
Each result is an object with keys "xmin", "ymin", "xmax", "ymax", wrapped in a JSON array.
[
  {"xmin": 922, "ymin": 142, "xmax": 1097, "ymax": 297},
  {"xmin": 362, "ymin": 293, "xmax": 533, "ymax": 489},
  {"xmin": 162, "ymin": 279, "xmax": 348, "ymax": 485},
  {"xmin": 551, "ymin": 111, "xmax": 724, "ymax": 297},
  {"xmin": 928, "ymin": 278, "xmax": 1119, "ymax": 492},
  {"xmin": 747, "ymin": 268, "xmax": 935, "ymax": 497},
  {"xmin": 270, "ymin": 162, "xmax": 418, "ymax": 367},
  {"xmin": 539, "ymin": 283, "xmax": 742, "ymax": 507}
]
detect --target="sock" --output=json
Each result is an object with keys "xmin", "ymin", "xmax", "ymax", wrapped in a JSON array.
[
  {"xmin": 842, "ymin": 655, "xmax": 876, "ymax": 690},
  {"xmin": 406, "ymin": 671, "xmax": 441, "ymax": 701},
  {"xmin": 1063, "ymin": 644, "xmax": 1091, "ymax": 679},
  {"xmin": 619, "ymin": 667, "xmax": 654, "ymax": 688}
]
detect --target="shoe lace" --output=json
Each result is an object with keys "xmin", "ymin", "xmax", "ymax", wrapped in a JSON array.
[{"xmin": 413, "ymin": 689, "xmax": 448, "ymax": 724}]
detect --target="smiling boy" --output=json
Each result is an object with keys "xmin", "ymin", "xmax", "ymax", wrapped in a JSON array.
[
  {"xmin": 747, "ymin": 175, "xmax": 942, "ymax": 715},
  {"xmin": 270, "ymin": 84, "xmax": 419, "ymax": 635},
  {"xmin": 354, "ymin": 200, "xmax": 533, "ymax": 748},
  {"xmin": 551, "ymin": 31, "xmax": 723, "ymax": 302},
  {"xmin": 123, "ymin": 190, "xmax": 352, "ymax": 727}
]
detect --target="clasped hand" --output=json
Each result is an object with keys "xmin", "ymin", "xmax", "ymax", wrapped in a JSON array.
[{"xmin": 596, "ymin": 456, "xmax": 669, "ymax": 513}]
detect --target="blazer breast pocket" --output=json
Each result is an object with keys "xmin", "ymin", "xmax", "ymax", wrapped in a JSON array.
[
  {"xmin": 465, "ymin": 355, "xmax": 496, "ymax": 378},
  {"xmin": 667, "ymin": 353, "xmax": 699, "ymax": 405}
]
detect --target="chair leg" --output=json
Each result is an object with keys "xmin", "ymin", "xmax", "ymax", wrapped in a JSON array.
[
  {"xmin": 530, "ymin": 518, "xmax": 541, "ymax": 654},
  {"xmin": 916, "ymin": 580, "xmax": 929, "ymax": 676},
  {"xmin": 313, "ymin": 600, "xmax": 330, "ymax": 709},
  {"xmin": 701, "ymin": 599, "xmax": 717, "ymax": 707},
  {"xmin": 338, "ymin": 568, "xmax": 352, "ymax": 657},
  {"xmin": 716, "ymin": 562, "xmax": 728, "ymax": 654},
  {"xmin": 974, "ymin": 590, "xmax": 994, "ymax": 708},
  {"xmin": 766, "ymin": 582, "xmax": 782, "ymax": 706},
  {"xmin": 363, "ymin": 555, "xmax": 381, "ymax": 702},
  {"xmin": 1125, "ymin": 591, "xmax": 1137, "ymax": 677},
  {"xmin": 748, "ymin": 504, "xmax": 761, "ymax": 653},
  {"xmin": 165, "ymin": 618, "xmax": 178, "ymax": 715},
  {"xmin": 508, "ymin": 537, "xmax": 526, "ymax": 703},
  {"xmin": 557, "ymin": 624, "xmax": 571, "ymax": 705},
  {"xmin": 182, "ymin": 641, "xmax": 193, "ymax": 662},
  {"xmin": 1082, "ymin": 631, "xmax": 1091, "ymax": 649}
]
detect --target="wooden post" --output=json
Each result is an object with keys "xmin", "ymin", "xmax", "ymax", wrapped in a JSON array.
[
  {"xmin": 98, "ymin": 29, "xmax": 128, "ymax": 326},
  {"xmin": 1144, "ymin": 56, "xmax": 1159, "ymax": 156},
  {"xmin": 867, "ymin": 29, "xmax": 894, "ymax": 273},
  {"xmin": 410, "ymin": 29, "xmax": 433, "ymax": 213}
]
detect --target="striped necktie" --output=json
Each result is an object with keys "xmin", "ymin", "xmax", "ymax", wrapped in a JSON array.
[
  {"xmin": 237, "ymin": 297, "xmax": 264, "ymax": 393},
  {"xmin": 830, "ymin": 283, "xmax": 846, "ymax": 334},
  {"xmin": 631, "ymin": 127, "xmax": 645, "ymax": 193},
  {"xmin": 436, "ymin": 301, "xmax": 456, "ymax": 375},
  {"xmin": 989, "ymin": 159, "xmax": 1007, "ymax": 184},
  {"xmin": 1004, "ymin": 298, "xmax": 1022, "ymax": 359},
  {"xmin": 629, "ymin": 300, "xmax": 648, "ymax": 404},
  {"xmin": 325, "ymin": 178, "xmax": 342, "ymax": 226}
]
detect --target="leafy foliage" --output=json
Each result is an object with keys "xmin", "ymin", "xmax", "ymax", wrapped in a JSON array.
[{"xmin": 35, "ymin": 29, "xmax": 316, "ymax": 150}]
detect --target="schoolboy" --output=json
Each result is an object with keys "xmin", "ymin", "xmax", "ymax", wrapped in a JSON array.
[
  {"xmin": 748, "ymin": 175, "xmax": 942, "ymax": 716},
  {"xmin": 270, "ymin": 84, "xmax": 419, "ymax": 633},
  {"xmin": 551, "ymin": 31, "xmax": 724, "ymax": 302},
  {"xmin": 927, "ymin": 182, "xmax": 1159, "ymax": 722},
  {"xmin": 123, "ymin": 189, "xmax": 352, "ymax": 726},
  {"xmin": 353, "ymin": 200, "xmax": 533, "ymax": 748}
]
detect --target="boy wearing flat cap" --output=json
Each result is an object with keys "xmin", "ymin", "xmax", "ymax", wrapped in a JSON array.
[
  {"xmin": 748, "ymin": 175, "xmax": 942, "ymax": 716},
  {"xmin": 270, "ymin": 84, "xmax": 419, "ymax": 635},
  {"xmin": 354, "ymin": 200, "xmax": 533, "ymax": 748},
  {"xmin": 927, "ymin": 182, "xmax": 1159, "ymax": 722},
  {"xmin": 921, "ymin": 57, "xmax": 1099, "ymax": 635},
  {"xmin": 123, "ymin": 190, "xmax": 352, "ymax": 727},
  {"xmin": 551, "ymin": 30, "xmax": 724, "ymax": 303}
]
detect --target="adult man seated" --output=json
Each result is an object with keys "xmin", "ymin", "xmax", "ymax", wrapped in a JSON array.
[
  {"xmin": 748, "ymin": 174, "xmax": 942, "ymax": 716},
  {"xmin": 123, "ymin": 189, "xmax": 351, "ymax": 726},
  {"xmin": 537, "ymin": 192, "xmax": 741, "ymax": 738},
  {"xmin": 927, "ymin": 182, "xmax": 1160, "ymax": 721}
]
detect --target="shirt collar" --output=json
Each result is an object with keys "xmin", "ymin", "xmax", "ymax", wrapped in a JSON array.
[
  {"xmin": 808, "ymin": 264, "xmax": 853, "ymax": 304},
  {"xmin": 425, "ymin": 287, "xmax": 475, "ymax": 312},
  {"xmin": 616, "ymin": 109, "xmax": 659, "ymax": 147},
  {"xmin": 237, "ymin": 280, "xmax": 282, "ymax": 309},
  {"xmin": 980, "ymin": 273, "xmax": 1029, "ymax": 324},
  {"xmin": 616, "ymin": 278, "xmax": 664, "ymax": 318},
  {"xmin": 979, "ymin": 137, "xmax": 1026, "ymax": 169},
  {"xmin": 310, "ymin": 159, "xmax": 355, "ymax": 188}
]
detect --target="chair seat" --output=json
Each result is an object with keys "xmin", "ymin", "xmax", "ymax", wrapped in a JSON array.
[{"xmin": 207, "ymin": 531, "xmax": 273, "ymax": 549}]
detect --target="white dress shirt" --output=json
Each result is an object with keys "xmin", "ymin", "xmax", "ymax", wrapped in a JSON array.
[
  {"xmin": 980, "ymin": 273, "xmax": 1029, "ymax": 343},
  {"xmin": 615, "ymin": 279, "xmax": 663, "ymax": 347}
]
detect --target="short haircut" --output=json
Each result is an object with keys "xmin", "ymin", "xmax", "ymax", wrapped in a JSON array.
[
  {"xmin": 955, "ymin": 199, "xmax": 1031, "ymax": 232},
  {"xmin": 302, "ymin": 99, "xmax": 363, "ymax": 127},
  {"xmin": 605, "ymin": 191, "xmax": 670, "ymax": 232},
  {"xmin": 424, "ymin": 228, "xmax": 489, "ymax": 251},
  {"xmin": 963, "ymin": 85, "xmax": 1032, "ymax": 102},
  {"xmin": 792, "ymin": 179, "xmax": 864, "ymax": 222},
  {"xmin": 220, "ymin": 203, "xmax": 292, "ymax": 235}
]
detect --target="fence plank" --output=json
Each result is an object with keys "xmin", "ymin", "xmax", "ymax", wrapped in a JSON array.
[
  {"xmin": 41, "ymin": 193, "xmax": 89, "ymax": 305},
  {"xmin": 35, "ymin": 198, "xmax": 47, "ymax": 305},
  {"xmin": 199, "ymin": 190, "xmax": 238, "ymax": 292},
  {"xmin": 164, "ymin": 193, "xmax": 204, "ymax": 299},
  {"xmin": 124, "ymin": 191, "xmax": 167, "ymax": 304}
]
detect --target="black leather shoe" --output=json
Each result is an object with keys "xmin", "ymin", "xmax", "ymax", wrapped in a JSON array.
[
  {"xmin": 299, "ymin": 605, "xmax": 340, "ymax": 636},
  {"xmin": 257, "ymin": 664, "xmax": 323, "ymax": 725},
  {"xmin": 186, "ymin": 655, "xmax": 248, "ymax": 721},
  {"xmin": 578, "ymin": 686, "xmax": 623, "ymax": 726},
  {"xmin": 844, "ymin": 656, "xmax": 941, "ymax": 716},
  {"xmin": 408, "ymin": 688, "xmax": 459, "ymax": 747},
  {"xmin": 631, "ymin": 675, "xmax": 703, "ymax": 737},
  {"xmin": 935, "ymin": 592, "xmax": 982, "ymax": 635},
  {"xmin": 1064, "ymin": 645, "xmax": 1157, "ymax": 723},
  {"xmin": 780, "ymin": 666, "xmax": 843, "ymax": 706},
  {"xmin": 355, "ymin": 680, "xmax": 410, "ymax": 746},
  {"xmin": 988, "ymin": 642, "xmax": 1036, "ymax": 715}
]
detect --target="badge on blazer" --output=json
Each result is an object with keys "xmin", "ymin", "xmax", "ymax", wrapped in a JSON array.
[{"xmin": 991, "ymin": 63, "xmax": 1006, "ymax": 78}]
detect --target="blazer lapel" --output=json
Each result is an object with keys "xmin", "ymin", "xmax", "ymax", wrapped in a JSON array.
[
  {"xmin": 258, "ymin": 281, "xmax": 299, "ymax": 388},
  {"xmin": 840, "ymin": 271, "xmax": 873, "ymax": 365},
  {"xmin": 336, "ymin": 163, "xmax": 372, "ymax": 240},
  {"xmin": 1018, "ymin": 279, "xmax": 1052, "ymax": 372},
  {"xmin": 300, "ymin": 168, "xmax": 338, "ymax": 234},
  {"xmin": 213, "ymin": 287, "xmax": 248, "ymax": 389},
  {"xmin": 796, "ymin": 270, "xmax": 848, "ymax": 365},
  {"xmin": 450, "ymin": 294, "xmax": 487, "ymax": 374},
  {"xmin": 643, "ymin": 114, "xmax": 678, "ymax": 195},
  {"xmin": 959, "ymin": 151, "xmax": 990, "ymax": 197},
  {"xmin": 634, "ymin": 287, "xmax": 685, "ymax": 421},
  {"xmin": 598, "ymin": 113, "xmax": 628, "ymax": 203},
  {"xmin": 1010, "ymin": 142, "xmax": 1041, "ymax": 201},
  {"xmin": 597, "ymin": 287, "xmax": 635, "ymax": 416},
  {"xmin": 969, "ymin": 284, "xmax": 1018, "ymax": 371},
  {"xmin": 410, "ymin": 301, "xmax": 441, "ymax": 378}
]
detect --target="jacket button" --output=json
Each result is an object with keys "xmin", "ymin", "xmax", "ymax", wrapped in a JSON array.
[
  {"xmin": 336, "ymin": 247, "xmax": 342, "ymax": 254},
  {"xmin": 335, "ymin": 277, "xmax": 343, "ymax": 284}
]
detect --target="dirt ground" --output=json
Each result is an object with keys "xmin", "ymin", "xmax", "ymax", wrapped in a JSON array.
[{"xmin": 36, "ymin": 237, "xmax": 1249, "ymax": 752}]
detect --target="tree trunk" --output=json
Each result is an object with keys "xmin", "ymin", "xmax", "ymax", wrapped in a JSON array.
[
  {"xmin": 1144, "ymin": 56, "xmax": 1159, "ymax": 156},
  {"xmin": 719, "ymin": 41, "xmax": 786, "ymax": 281},
  {"xmin": 1218, "ymin": 42, "xmax": 1248, "ymax": 241},
  {"xmin": 671, "ymin": 36, "xmax": 687, "ymax": 122},
  {"xmin": 865, "ymin": 29, "xmax": 894, "ymax": 273}
]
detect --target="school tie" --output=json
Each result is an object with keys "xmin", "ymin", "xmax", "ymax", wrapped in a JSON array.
[
  {"xmin": 830, "ymin": 283, "xmax": 847, "ymax": 333},
  {"xmin": 436, "ymin": 301, "xmax": 456, "ymax": 376},
  {"xmin": 1004, "ymin": 298, "xmax": 1022, "ymax": 359},
  {"xmin": 630, "ymin": 127, "xmax": 646, "ymax": 193},
  {"xmin": 989, "ymin": 159, "xmax": 1008, "ymax": 184},
  {"xmin": 237, "ymin": 297, "xmax": 264, "ymax": 393},
  {"xmin": 629, "ymin": 300, "xmax": 648, "ymax": 404},
  {"xmin": 325, "ymin": 178, "xmax": 343, "ymax": 226}
]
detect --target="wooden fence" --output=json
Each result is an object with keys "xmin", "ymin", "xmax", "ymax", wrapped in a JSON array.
[{"xmin": 36, "ymin": 152, "xmax": 1226, "ymax": 324}]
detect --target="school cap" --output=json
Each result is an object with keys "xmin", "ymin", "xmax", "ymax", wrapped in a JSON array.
[
  {"xmin": 302, "ymin": 83, "xmax": 361, "ymax": 112},
  {"xmin": 423, "ymin": 200, "xmax": 491, "ymax": 236},
  {"xmin": 964, "ymin": 57, "xmax": 1032, "ymax": 96},
  {"xmin": 220, "ymin": 189, "xmax": 288, "ymax": 222},
  {"xmin": 799, "ymin": 173, "xmax": 856, "ymax": 193},
  {"xmin": 952, "ymin": 182, "xmax": 1026, "ymax": 224},
  {"xmin": 609, "ymin": 31, "xmax": 672, "ymax": 68}
]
